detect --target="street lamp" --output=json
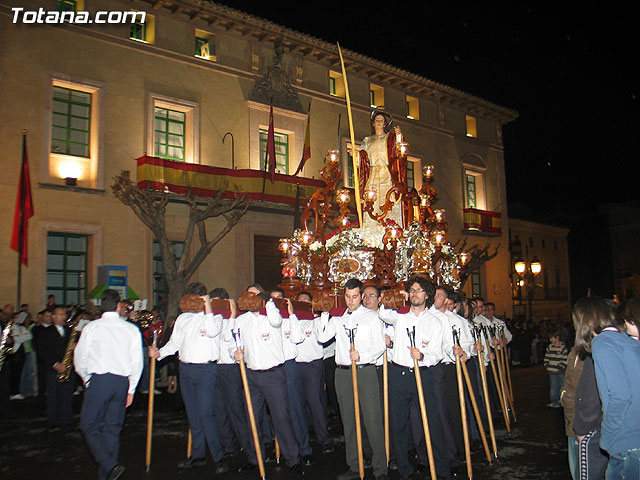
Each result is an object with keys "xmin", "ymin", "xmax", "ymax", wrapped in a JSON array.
[{"xmin": 514, "ymin": 256, "xmax": 542, "ymax": 320}]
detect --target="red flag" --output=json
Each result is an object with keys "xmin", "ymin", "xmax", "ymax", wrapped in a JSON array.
[
  {"xmin": 11, "ymin": 133, "xmax": 34, "ymax": 266},
  {"xmin": 265, "ymin": 104, "xmax": 276, "ymax": 183},
  {"xmin": 294, "ymin": 104, "xmax": 311, "ymax": 176}
]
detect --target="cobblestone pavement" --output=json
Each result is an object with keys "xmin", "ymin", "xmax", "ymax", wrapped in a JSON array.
[{"xmin": 0, "ymin": 364, "xmax": 570, "ymax": 480}]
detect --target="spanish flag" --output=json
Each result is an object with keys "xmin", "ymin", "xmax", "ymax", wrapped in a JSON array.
[{"xmin": 10, "ymin": 132, "xmax": 34, "ymax": 266}]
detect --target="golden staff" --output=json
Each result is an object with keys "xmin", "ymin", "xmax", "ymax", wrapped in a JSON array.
[
  {"xmin": 383, "ymin": 350, "xmax": 390, "ymax": 465},
  {"xmin": 337, "ymin": 43, "xmax": 363, "ymax": 227},
  {"xmin": 234, "ymin": 331, "xmax": 266, "ymax": 480},
  {"xmin": 452, "ymin": 330, "xmax": 472, "ymax": 479},
  {"xmin": 145, "ymin": 330, "xmax": 158, "ymax": 471},
  {"xmin": 186, "ymin": 430, "xmax": 192, "ymax": 458},
  {"xmin": 499, "ymin": 328, "xmax": 516, "ymax": 420},
  {"xmin": 492, "ymin": 330, "xmax": 512, "ymax": 424},
  {"xmin": 274, "ymin": 436, "xmax": 280, "ymax": 464},
  {"xmin": 483, "ymin": 329, "xmax": 510, "ymax": 433},
  {"xmin": 476, "ymin": 336, "xmax": 498, "ymax": 458},
  {"xmin": 345, "ymin": 326, "xmax": 365, "ymax": 479},
  {"xmin": 408, "ymin": 327, "xmax": 436, "ymax": 480}
]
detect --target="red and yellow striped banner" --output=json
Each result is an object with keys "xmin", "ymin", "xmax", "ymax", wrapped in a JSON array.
[{"xmin": 136, "ymin": 156, "xmax": 325, "ymax": 206}]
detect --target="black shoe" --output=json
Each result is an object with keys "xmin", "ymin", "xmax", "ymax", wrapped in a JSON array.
[
  {"xmin": 107, "ymin": 465, "xmax": 125, "ymax": 480},
  {"xmin": 237, "ymin": 462, "xmax": 257, "ymax": 472},
  {"xmin": 364, "ymin": 458, "xmax": 372, "ymax": 469},
  {"xmin": 416, "ymin": 464, "xmax": 427, "ymax": 473},
  {"xmin": 265, "ymin": 455, "xmax": 278, "ymax": 464},
  {"xmin": 389, "ymin": 460, "xmax": 398, "ymax": 470},
  {"xmin": 337, "ymin": 470, "xmax": 360, "ymax": 480},
  {"xmin": 177, "ymin": 457, "xmax": 206, "ymax": 468},
  {"xmin": 290, "ymin": 463, "xmax": 306, "ymax": 475},
  {"xmin": 375, "ymin": 475, "xmax": 390, "ymax": 480},
  {"xmin": 322, "ymin": 444, "xmax": 335, "ymax": 454},
  {"xmin": 302, "ymin": 455, "xmax": 314, "ymax": 466},
  {"xmin": 214, "ymin": 462, "xmax": 228, "ymax": 474}
]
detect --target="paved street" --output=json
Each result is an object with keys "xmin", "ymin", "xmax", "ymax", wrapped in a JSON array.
[{"xmin": 0, "ymin": 364, "xmax": 570, "ymax": 480}]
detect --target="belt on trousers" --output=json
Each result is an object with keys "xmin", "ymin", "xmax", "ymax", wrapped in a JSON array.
[
  {"xmin": 391, "ymin": 362, "xmax": 426, "ymax": 372},
  {"xmin": 336, "ymin": 364, "xmax": 373, "ymax": 370},
  {"xmin": 249, "ymin": 363, "xmax": 283, "ymax": 373}
]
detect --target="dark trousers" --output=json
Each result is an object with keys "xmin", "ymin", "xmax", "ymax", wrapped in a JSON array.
[
  {"xmin": 246, "ymin": 365, "xmax": 300, "ymax": 467},
  {"xmin": 8, "ymin": 347, "xmax": 25, "ymax": 395},
  {"xmin": 284, "ymin": 359, "xmax": 312, "ymax": 456},
  {"xmin": 323, "ymin": 354, "xmax": 339, "ymax": 417},
  {"xmin": 214, "ymin": 364, "xmax": 252, "ymax": 454},
  {"xmin": 46, "ymin": 371, "xmax": 74, "ymax": 427},
  {"xmin": 335, "ymin": 365, "xmax": 387, "ymax": 477},
  {"xmin": 431, "ymin": 363, "xmax": 460, "ymax": 468},
  {"xmin": 298, "ymin": 359, "xmax": 331, "ymax": 446},
  {"xmin": 179, "ymin": 361, "xmax": 223, "ymax": 462},
  {"xmin": 80, "ymin": 373, "xmax": 128, "ymax": 480},
  {"xmin": 443, "ymin": 363, "xmax": 465, "ymax": 458},
  {"xmin": 390, "ymin": 363, "xmax": 450, "ymax": 478}
]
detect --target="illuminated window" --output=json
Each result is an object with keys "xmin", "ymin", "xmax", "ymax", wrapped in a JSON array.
[
  {"xmin": 56, "ymin": 0, "xmax": 80, "ymax": 11},
  {"xmin": 464, "ymin": 169, "xmax": 485, "ymax": 209},
  {"xmin": 130, "ymin": 13, "xmax": 154, "ymax": 44},
  {"xmin": 406, "ymin": 95, "xmax": 419, "ymax": 120},
  {"xmin": 260, "ymin": 129, "xmax": 289, "ymax": 174},
  {"xmin": 47, "ymin": 232, "xmax": 88, "ymax": 306},
  {"xmin": 370, "ymin": 84, "xmax": 384, "ymax": 108},
  {"xmin": 195, "ymin": 29, "xmax": 216, "ymax": 60},
  {"xmin": 154, "ymin": 107, "xmax": 185, "ymax": 161},
  {"xmin": 465, "ymin": 115, "xmax": 477, "ymax": 138},
  {"xmin": 47, "ymin": 77, "xmax": 102, "ymax": 188},
  {"xmin": 51, "ymin": 86, "xmax": 91, "ymax": 158},
  {"xmin": 329, "ymin": 71, "xmax": 345, "ymax": 97},
  {"xmin": 471, "ymin": 270, "xmax": 481, "ymax": 297},
  {"xmin": 148, "ymin": 95, "xmax": 199, "ymax": 164},
  {"xmin": 407, "ymin": 161, "xmax": 415, "ymax": 189}
]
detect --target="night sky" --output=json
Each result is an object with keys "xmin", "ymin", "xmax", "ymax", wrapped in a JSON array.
[{"xmin": 220, "ymin": 1, "xmax": 639, "ymax": 220}]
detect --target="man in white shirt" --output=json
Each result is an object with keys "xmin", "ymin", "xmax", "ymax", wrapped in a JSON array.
[
  {"xmin": 149, "ymin": 282, "xmax": 227, "ymax": 473},
  {"xmin": 378, "ymin": 276, "xmax": 451, "ymax": 479},
  {"xmin": 74, "ymin": 289, "xmax": 143, "ymax": 480},
  {"xmin": 295, "ymin": 290, "xmax": 334, "ymax": 454},
  {"xmin": 232, "ymin": 290, "xmax": 304, "ymax": 475},
  {"xmin": 316, "ymin": 278, "xmax": 388, "ymax": 480}
]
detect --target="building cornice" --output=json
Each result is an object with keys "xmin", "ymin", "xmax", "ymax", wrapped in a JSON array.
[{"xmin": 138, "ymin": 0, "xmax": 519, "ymax": 124}]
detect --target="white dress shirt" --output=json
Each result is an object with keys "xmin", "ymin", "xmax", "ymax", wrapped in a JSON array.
[
  {"xmin": 296, "ymin": 318, "xmax": 324, "ymax": 363},
  {"xmin": 378, "ymin": 305, "xmax": 445, "ymax": 368},
  {"xmin": 445, "ymin": 310, "xmax": 475, "ymax": 357},
  {"xmin": 316, "ymin": 305, "xmax": 385, "ymax": 367},
  {"xmin": 232, "ymin": 300, "xmax": 285, "ymax": 371},
  {"xmin": 428, "ymin": 305, "xmax": 456, "ymax": 364},
  {"xmin": 158, "ymin": 311, "xmax": 223, "ymax": 363},
  {"xmin": 218, "ymin": 317, "xmax": 236, "ymax": 365},
  {"xmin": 282, "ymin": 314, "xmax": 304, "ymax": 361},
  {"xmin": 73, "ymin": 312, "xmax": 143, "ymax": 394}
]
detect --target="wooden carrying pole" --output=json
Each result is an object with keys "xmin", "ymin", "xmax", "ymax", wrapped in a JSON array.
[
  {"xmin": 497, "ymin": 342, "xmax": 515, "ymax": 421},
  {"xmin": 461, "ymin": 360, "xmax": 492, "ymax": 464},
  {"xmin": 383, "ymin": 350, "xmax": 390, "ymax": 465},
  {"xmin": 452, "ymin": 332, "xmax": 472, "ymax": 480},
  {"xmin": 500, "ymin": 332, "xmax": 516, "ymax": 420},
  {"xmin": 408, "ymin": 329, "xmax": 436, "ymax": 480},
  {"xmin": 347, "ymin": 329, "xmax": 365, "ymax": 480},
  {"xmin": 477, "ymin": 355, "xmax": 498, "ymax": 458},
  {"xmin": 239, "ymin": 356, "xmax": 266, "ymax": 479},
  {"xmin": 144, "ymin": 332, "xmax": 158, "ymax": 471},
  {"xmin": 493, "ymin": 340, "xmax": 512, "ymax": 425},
  {"xmin": 274, "ymin": 436, "xmax": 280, "ymax": 464},
  {"xmin": 186, "ymin": 430, "xmax": 192, "ymax": 458},
  {"xmin": 488, "ymin": 351, "xmax": 510, "ymax": 433}
]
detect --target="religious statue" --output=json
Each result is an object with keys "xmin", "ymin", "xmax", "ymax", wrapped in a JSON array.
[{"xmin": 358, "ymin": 110, "xmax": 405, "ymax": 229}]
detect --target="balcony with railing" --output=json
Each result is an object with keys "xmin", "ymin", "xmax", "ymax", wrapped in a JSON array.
[
  {"xmin": 463, "ymin": 208, "xmax": 501, "ymax": 236},
  {"xmin": 136, "ymin": 155, "xmax": 325, "ymax": 207}
]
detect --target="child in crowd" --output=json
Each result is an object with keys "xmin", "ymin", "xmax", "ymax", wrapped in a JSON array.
[{"xmin": 544, "ymin": 330, "xmax": 568, "ymax": 408}]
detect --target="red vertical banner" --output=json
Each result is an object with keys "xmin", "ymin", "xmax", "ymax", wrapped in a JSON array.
[{"xmin": 10, "ymin": 132, "xmax": 34, "ymax": 266}]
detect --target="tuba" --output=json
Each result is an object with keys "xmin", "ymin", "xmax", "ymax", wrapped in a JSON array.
[
  {"xmin": 0, "ymin": 317, "xmax": 15, "ymax": 371},
  {"xmin": 57, "ymin": 309, "xmax": 87, "ymax": 383}
]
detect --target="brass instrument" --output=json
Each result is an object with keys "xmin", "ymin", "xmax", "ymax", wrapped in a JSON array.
[
  {"xmin": 57, "ymin": 310, "xmax": 86, "ymax": 383},
  {"xmin": 131, "ymin": 310, "xmax": 153, "ymax": 330},
  {"xmin": 0, "ymin": 317, "xmax": 15, "ymax": 371}
]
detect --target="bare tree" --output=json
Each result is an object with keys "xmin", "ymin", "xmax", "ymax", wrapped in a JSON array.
[
  {"xmin": 112, "ymin": 170, "xmax": 250, "ymax": 324},
  {"xmin": 453, "ymin": 238, "xmax": 500, "ymax": 288}
]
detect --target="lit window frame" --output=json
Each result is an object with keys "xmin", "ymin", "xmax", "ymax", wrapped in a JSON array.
[
  {"xmin": 46, "ymin": 232, "xmax": 88, "ymax": 306},
  {"xmin": 259, "ymin": 129, "xmax": 289, "ymax": 174},
  {"xmin": 405, "ymin": 95, "xmax": 419, "ymax": 120},
  {"xmin": 194, "ymin": 29, "xmax": 216, "ymax": 61},
  {"xmin": 465, "ymin": 114, "xmax": 478, "ymax": 138},
  {"xmin": 147, "ymin": 94, "xmax": 199, "ymax": 164}
]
